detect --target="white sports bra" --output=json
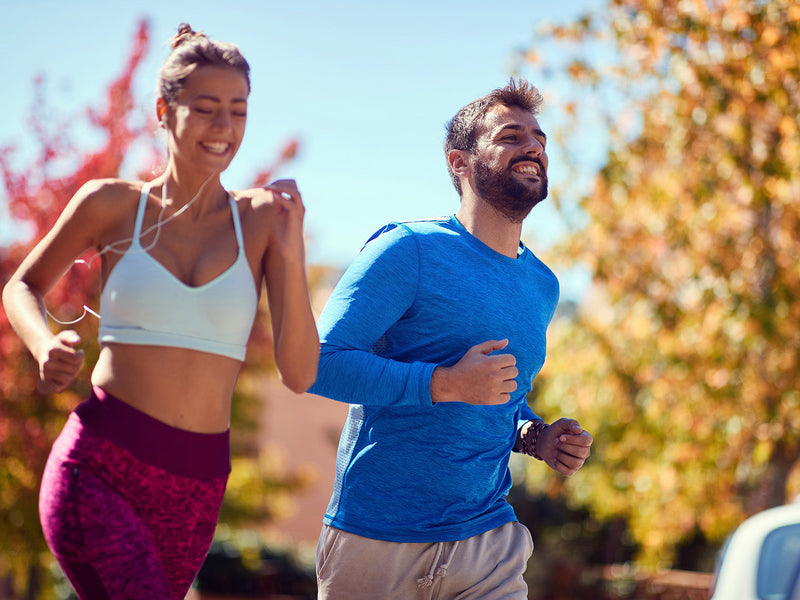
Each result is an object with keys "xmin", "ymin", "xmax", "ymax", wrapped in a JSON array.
[{"xmin": 98, "ymin": 183, "xmax": 259, "ymax": 361}]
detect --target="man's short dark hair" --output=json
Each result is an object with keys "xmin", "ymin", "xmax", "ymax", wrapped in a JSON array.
[{"xmin": 444, "ymin": 79, "xmax": 544, "ymax": 195}]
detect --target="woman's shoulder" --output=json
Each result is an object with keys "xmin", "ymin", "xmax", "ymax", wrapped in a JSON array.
[
  {"xmin": 229, "ymin": 188, "xmax": 280, "ymax": 258},
  {"xmin": 232, "ymin": 186, "xmax": 276, "ymax": 208},
  {"xmin": 230, "ymin": 186, "xmax": 280, "ymax": 224},
  {"xmin": 71, "ymin": 178, "xmax": 143, "ymax": 212}
]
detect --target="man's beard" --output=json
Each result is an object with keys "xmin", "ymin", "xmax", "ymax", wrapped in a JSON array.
[{"xmin": 473, "ymin": 158, "xmax": 548, "ymax": 223}]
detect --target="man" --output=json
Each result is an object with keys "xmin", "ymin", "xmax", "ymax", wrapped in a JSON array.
[{"xmin": 309, "ymin": 79, "xmax": 593, "ymax": 599}]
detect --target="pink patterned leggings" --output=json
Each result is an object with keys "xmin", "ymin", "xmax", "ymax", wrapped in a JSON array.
[{"xmin": 39, "ymin": 387, "xmax": 230, "ymax": 600}]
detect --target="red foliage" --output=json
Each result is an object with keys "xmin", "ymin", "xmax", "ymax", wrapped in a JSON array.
[
  {"xmin": 251, "ymin": 138, "xmax": 301, "ymax": 187},
  {"xmin": 0, "ymin": 24, "xmax": 155, "ymax": 584}
]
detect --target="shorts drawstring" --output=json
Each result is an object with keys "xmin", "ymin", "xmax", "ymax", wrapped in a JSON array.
[
  {"xmin": 417, "ymin": 541, "xmax": 459, "ymax": 589},
  {"xmin": 436, "ymin": 541, "xmax": 459, "ymax": 579},
  {"xmin": 417, "ymin": 542, "xmax": 444, "ymax": 588}
]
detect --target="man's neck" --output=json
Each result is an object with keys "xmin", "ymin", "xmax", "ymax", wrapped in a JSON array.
[{"xmin": 455, "ymin": 194, "xmax": 524, "ymax": 259}]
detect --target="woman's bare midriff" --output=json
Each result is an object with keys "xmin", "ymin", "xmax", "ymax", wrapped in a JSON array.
[{"xmin": 91, "ymin": 343, "xmax": 243, "ymax": 433}]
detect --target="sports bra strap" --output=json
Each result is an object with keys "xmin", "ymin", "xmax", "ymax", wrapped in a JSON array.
[
  {"xmin": 228, "ymin": 194, "xmax": 244, "ymax": 249},
  {"xmin": 131, "ymin": 183, "xmax": 241, "ymax": 251},
  {"xmin": 131, "ymin": 182, "xmax": 153, "ymax": 248}
]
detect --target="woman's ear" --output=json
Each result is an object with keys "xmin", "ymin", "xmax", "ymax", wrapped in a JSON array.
[{"xmin": 156, "ymin": 98, "xmax": 169, "ymax": 128}]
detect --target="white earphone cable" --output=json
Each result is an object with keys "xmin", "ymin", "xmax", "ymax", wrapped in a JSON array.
[{"xmin": 45, "ymin": 173, "xmax": 217, "ymax": 325}]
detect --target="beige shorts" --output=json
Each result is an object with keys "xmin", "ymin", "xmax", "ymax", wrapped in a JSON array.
[{"xmin": 316, "ymin": 520, "xmax": 534, "ymax": 600}]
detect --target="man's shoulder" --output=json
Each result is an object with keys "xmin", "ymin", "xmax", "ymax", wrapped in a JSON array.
[
  {"xmin": 380, "ymin": 215, "xmax": 453, "ymax": 234},
  {"xmin": 363, "ymin": 216, "xmax": 456, "ymax": 247},
  {"xmin": 394, "ymin": 215, "xmax": 453, "ymax": 229}
]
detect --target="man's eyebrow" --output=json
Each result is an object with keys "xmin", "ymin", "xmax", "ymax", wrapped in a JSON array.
[{"xmin": 495, "ymin": 123, "xmax": 547, "ymax": 141}]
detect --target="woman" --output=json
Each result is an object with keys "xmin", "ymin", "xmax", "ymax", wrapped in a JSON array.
[{"xmin": 2, "ymin": 24, "xmax": 319, "ymax": 599}]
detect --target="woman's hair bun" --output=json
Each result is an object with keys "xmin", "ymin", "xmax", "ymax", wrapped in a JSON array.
[{"xmin": 170, "ymin": 23, "xmax": 204, "ymax": 49}]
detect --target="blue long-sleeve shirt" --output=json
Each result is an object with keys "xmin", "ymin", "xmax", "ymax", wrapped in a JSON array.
[{"xmin": 309, "ymin": 216, "xmax": 559, "ymax": 542}]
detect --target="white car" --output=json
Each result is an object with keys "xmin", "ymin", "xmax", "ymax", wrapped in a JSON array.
[{"xmin": 710, "ymin": 500, "xmax": 800, "ymax": 600}]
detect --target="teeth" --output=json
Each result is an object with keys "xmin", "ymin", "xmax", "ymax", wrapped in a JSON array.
[
  {"xmin": 513, "ymin": 164, "xmax": 539, "ymax": 175},
  {"xmin": 203, "ymin": 142, "xmax": 229, "ymax": 153}
]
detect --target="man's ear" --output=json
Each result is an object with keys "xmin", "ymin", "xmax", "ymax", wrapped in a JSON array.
[{"xmin": 448, "ymin": 149, "xmax": 472, "ymax": 179}]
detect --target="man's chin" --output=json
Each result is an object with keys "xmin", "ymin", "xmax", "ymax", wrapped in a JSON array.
[{"xmin": 474, "ymin": 165, "xmax": 548, "ymax": 221}]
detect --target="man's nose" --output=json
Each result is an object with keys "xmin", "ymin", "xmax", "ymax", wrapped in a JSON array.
[{"xmin": 523, "ymin": 135, "xmax": 544, "ymax": 156}]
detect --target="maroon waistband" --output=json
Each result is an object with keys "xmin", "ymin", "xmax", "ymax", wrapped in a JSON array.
[{"xmin": 74, "ymin": 386, "xmax": 230, "ymax": 480}]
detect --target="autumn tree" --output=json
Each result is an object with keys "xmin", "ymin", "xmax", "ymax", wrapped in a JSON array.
[
  {"xmin": 0, "ymin": 20, "xmax": 309, "ymax": 599},
  {"xmin": 516, "ymin": 0, "xmax": 800, "ymax": 568}
]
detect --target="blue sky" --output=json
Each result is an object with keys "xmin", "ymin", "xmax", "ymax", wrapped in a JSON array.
[{"xmin": 0, "ymin": 0, "xmax": 600, "ymax": 274}]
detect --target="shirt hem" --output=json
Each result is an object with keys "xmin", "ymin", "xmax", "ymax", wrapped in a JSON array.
[{"xmin": 322, "ymin": 509, "xmax": 517, "ymax": 543}]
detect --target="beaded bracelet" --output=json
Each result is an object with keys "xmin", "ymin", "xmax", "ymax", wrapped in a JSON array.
[{"xmin": 519, "ymin": 420, "xmax": 549, "ymax": 461}]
